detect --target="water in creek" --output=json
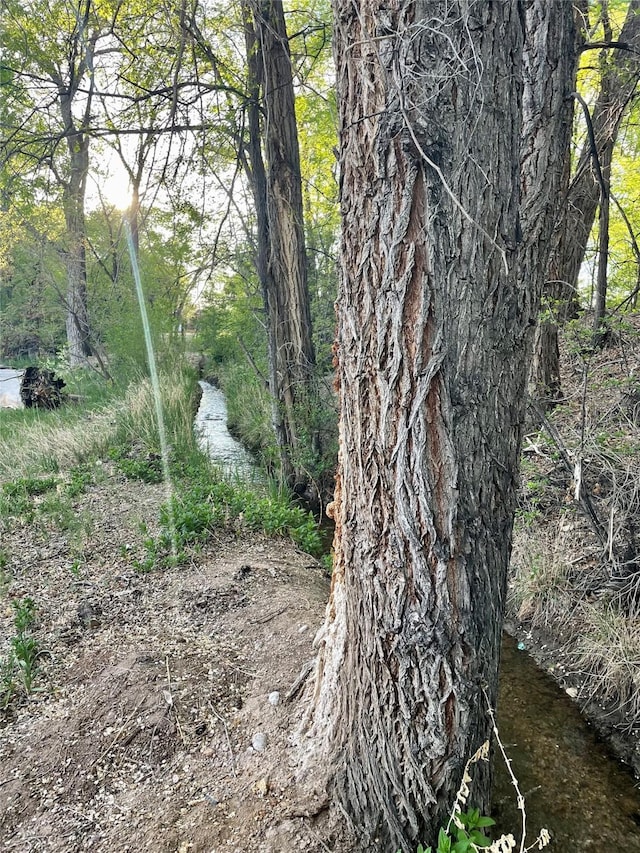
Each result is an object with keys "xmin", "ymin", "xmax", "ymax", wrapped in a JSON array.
[
  {"xmin": 493, "ymin": 634, "xmax": 640, "ymax": 849},
  {"xmin": 195, "ymin": 381, "xmax": 640, "ymax": 847},
  {"xmin": 194, "ymin": 381, "xmax": 257, "ymax": 478},
  {"xmin": 0, "ymin": 367, "xmax": 24, "ymax": 408}
]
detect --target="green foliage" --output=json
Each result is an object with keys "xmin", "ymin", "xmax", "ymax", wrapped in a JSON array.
[
  {"xmin": 65, "ymin": 464, "xmax": 96, "ymax": 497},
  {"xmin": 0, "ymin": 475, "xmax": 58, "ymax": 525},
  {"xmin": 1, "ymin": 597, "xmax": 40, "ymax": 711},
  {"xmin": 138, "ymin": 454, "xmax": 322, "ymax": 571},
  {"xmin": 398, "ymin": 810, "xmax": 495, "ymax": 853},
  {"xmin": 108, "ymin": 445, "xmax": 164, "ymax": 483},
  {"xmin": 218, "ymin": 361, "xmax": 277, "ymax": 457},
  {"xmin": 0, "ymin": 466, "xmax": 97, "ymax": 531}
]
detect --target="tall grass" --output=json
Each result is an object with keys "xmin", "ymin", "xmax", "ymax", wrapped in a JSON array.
[
  {"xmin": 573, "ymin": 604, "xmax": 640, "ymax": 729},
  {"xmin": 0, "ymin": 367, "xmax": 199, "ymax": 481}
]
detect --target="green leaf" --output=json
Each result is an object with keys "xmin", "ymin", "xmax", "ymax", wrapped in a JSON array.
[{"xmin": 437, "ymin": 829, "xmax": 452, "ymax": 853}]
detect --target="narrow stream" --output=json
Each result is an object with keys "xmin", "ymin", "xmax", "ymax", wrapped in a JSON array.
[
  {"xmin": 194, "ymin": 381, "xmax": 640, "ymax": 847},
  {"xmin": 494, "ymin": 634, "xmax": 640, "ymax": 849},
  {"xmin": 194, "ymin": 381, "xmax": 257, "ymax": 478}
]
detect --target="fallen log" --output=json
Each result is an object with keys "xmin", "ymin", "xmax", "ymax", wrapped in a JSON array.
[{"xmin": 20, "ymin": 367, "xmax": 66, "ymax": 409}]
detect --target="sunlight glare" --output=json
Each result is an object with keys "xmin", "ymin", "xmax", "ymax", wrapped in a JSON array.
[{"xmin": 101, "ymin": 173, "xmax": 132, "ymax": 211}]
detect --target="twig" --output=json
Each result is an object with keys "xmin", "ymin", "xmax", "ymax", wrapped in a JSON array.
[
  {"xmin": 528, "ymin": 399, "xmax": 608, "ymax": 549},
  {"xmin": 165, "ymin": 655, "xmax": 187, "ymax": 747},
  {"xmin": 285, "ymin": 658, "xmax": 315, "ymax": 703},
  {"xmin": 302, "ymin": 819, "xmax": 333, "ymax": 852},
  {"xmin": 91, "ymin": 701, "xmax": 143, "ymax": 768},
  {"xmin": 208, "ymin": 701, "xmax": 237, "ymax": 777},
  {"xmin": 254, "ymin": 605, "xmax": 288, "ymax": 624},
  {"xmin": 483, "ymin": 688, "xmax": 527, "ymax": 853}
]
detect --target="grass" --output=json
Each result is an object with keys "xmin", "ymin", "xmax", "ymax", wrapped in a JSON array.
[
  {"xmin": 136, "ymin": 457, "xmax": 323, "ymax": 571},
  {"xmin": 0, "ymin": 367, "xmax": 198, "ymax": 482},
  {"xmin": 1, "ymin": 360, "xmax": 324, "ymax": 576},
  {"xmin": 573, "ymin": 604, "xmax": 640, "ymax": 729},
  {"xmin": 509, "ymin": 518, "xmax": 576, "ymax": 630}
]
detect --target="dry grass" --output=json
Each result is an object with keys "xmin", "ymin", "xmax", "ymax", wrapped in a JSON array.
[
  {"xmin": 0, "ymin": 370, "xmax": 197, "ymax": 482},
  {"xmin": 573, "ymin": 603, "xmax": 640, "ymax": 729},
  {"xmin": 509, "ymin": 519, "xmax": 578, "ymax": 631}
]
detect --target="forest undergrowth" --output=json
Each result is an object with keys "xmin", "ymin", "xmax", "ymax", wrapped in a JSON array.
[{"xmin": 509, "ymin": 313, "xmax": 640, "ymax": 772}]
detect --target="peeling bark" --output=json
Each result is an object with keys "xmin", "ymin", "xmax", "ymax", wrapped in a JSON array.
[
  {"xmin": 304, "ymin": 2, "xmax": 575, "ymax": 850},
  {"xmin": 243, "ymin": 0, "xmax": 318, "ymax": 486}
]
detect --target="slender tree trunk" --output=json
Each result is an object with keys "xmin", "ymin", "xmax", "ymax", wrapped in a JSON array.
[
  {"xmin": 243, "ymin": 0, "xmax": 318, "ymax": 487},
  {"xmin": 62, "ymin": 132, "xmax": 92, "ymax": 366},
  {"xmin": 593, "ymin": 142, "xmax": 612, "ymax": 337},
  {"xmin": 559, "ymin": 0, "xmax": 640, "ymax": 305},
  {"xmin": 303, "ymin": 3, "xmax": 575, "ymax": 851},
  {"xmin": 129, "ymin": 181, "xmax": 141, "ymax": 255}
]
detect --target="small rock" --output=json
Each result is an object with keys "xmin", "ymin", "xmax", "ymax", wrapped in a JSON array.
[
  {"xmin": 566, "ymin": 686, "xmax": 578, "ymax": 699},
  {"xmin": 234, "ymin": 564, "xmax": 252, "ymax": 581},
  {"xmin": 298, "ymin": 624, "xmax": 309, "ymax": 634},
  {"xmin": 252, "ymin": 732, "xmax": 267, "ymax": 752},
  {"xmin": 254, "ymin": 776, "xmax": 269, "ymax": 796},
  {"xmin": 77, "ymin": 600, "xmax": 102, "ymax": 629},
  {"xmin": 268, "ymin": 691, "xmax": 280, "ymax": 706}
]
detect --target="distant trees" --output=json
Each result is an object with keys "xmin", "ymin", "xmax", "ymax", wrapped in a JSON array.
[
  {"xmin": 532, "ymin": 0, "xmax": 640, "ymax": 403},
  {"xmin": 1, "ymin": 0, "xmax": 119, "ymax": 365},
  {"xmin": 241, "ymin": 0, "xmax": 318, "ymax": 487}
]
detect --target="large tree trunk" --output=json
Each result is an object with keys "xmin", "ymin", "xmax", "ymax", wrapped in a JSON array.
[
  {"xmin": 243, "ymin": 0, "xmax": 318, "ymax": 487},
  {"xmin": 303, "ymin": 2, "xmax": 575, "ymax": 851}
]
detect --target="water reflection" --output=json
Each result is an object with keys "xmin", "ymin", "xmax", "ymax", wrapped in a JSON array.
[{"xmin": 494, "ymin": 634, "xmax": 640, "ymax": 849}]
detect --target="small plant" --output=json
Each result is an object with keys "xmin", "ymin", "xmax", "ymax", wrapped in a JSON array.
[
  {"xmin": 65, "ymin": 464, "xmax": 96, "ymax": 497},
  {"xmin": 108, "ymin": 445, "xmax": 164, "ymax": 483},
  {"xmin": 0, "ymin": 475, "xmax": 59, "ymax": 526},
  {"xmin": 408, "ymin": 808, "xmax": 495, "ymax": 853},
  {"xmin": 399, "ymin": 709, "xmax": 551, "ymax": 853},
  {"xmin": 1, "ymin": 597, "xmax": 41, "ymax": 711}
]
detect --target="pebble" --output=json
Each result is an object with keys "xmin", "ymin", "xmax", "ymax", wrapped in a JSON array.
[
  {"xmin": 268, "ymin": 691, "xmax": 280, "ymax": 706},
  {"xmin": 251, "ymin": 732, "xmax": 267, "ymax": 752}
]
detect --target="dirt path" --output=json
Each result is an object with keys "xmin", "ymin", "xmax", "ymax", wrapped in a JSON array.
[{"xmin": 0, "ymin": 475, "xmax": 355, "ymax": 852}]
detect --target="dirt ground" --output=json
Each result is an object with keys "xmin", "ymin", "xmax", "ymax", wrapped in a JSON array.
[
  {"xmin": 2, "ymin": 405, "xmax": 640, "ymax": 851},
  {"xmin": 0, "ymin": 475, "xmax": 356, "ymax": 853}
]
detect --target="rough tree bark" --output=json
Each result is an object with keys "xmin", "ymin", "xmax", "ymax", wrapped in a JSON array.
[
  {"xmin": 242, "ymin": 0, "xmax": 318, "ymax": 487},
  {"xmin": 303, "ymin": 2, "xmax": 575, "ymax": 851}
]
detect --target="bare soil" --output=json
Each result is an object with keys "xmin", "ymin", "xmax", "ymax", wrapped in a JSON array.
[{"xmin": 0, "ymin": 474, "xmax": 356, "ymax": 853}]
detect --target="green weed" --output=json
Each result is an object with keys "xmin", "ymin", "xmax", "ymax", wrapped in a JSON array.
[
  {"xmin": 109, "ymin": 445, "xmax": 164, "ymax": 483},
  {"xmin": 137, "ymin": 457, "xmax": 322, "ymax": 570},
  {"xmin": 1, "ymin": 597, "xmax": 41, "ymax": 711}
]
